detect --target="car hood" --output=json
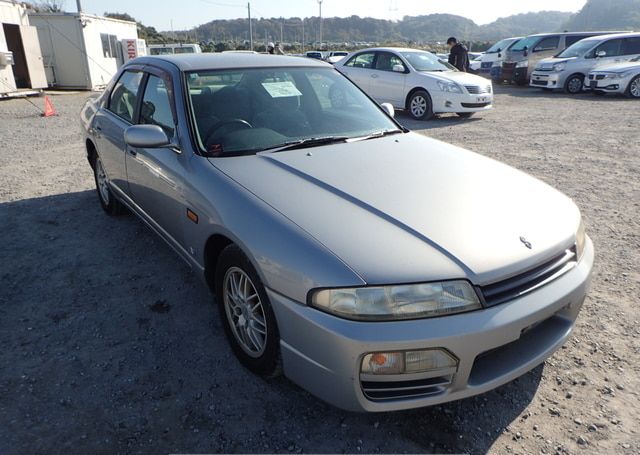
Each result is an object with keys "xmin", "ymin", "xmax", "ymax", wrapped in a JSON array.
[
  {"xmin": 209, "ymin": 133, "xmax": 579, "ymax": 286},
  {"xmin": 535, "ymin": 57, "xmax": 574, "ymax": 69},
  {"xmin": 419, "ymin": 70, "xmax": 489, "ymax": 86},
  {"xmin": 592, "ymin": 61, "xmax": 640, "ymax": 73}
]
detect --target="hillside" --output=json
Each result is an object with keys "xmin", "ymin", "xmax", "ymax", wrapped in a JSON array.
[
  {"xmin": 173, "ymin": 11, "xmax": 574, "ymax": 44},
  {"xmin": 563, "ymin": 0, "xmax": 640, "ymax": 30}
]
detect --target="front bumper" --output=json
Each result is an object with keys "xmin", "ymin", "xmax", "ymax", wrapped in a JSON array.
[
  {"xmin": 587, "ymin": 75, "xmax": 627, "ymax": 93},
  {"xmin": 431, "ymin": 91, "xmax": 494, "ymax": 113},
  {"xmin": 530, "ymin": 71, "xmax": 565, "ymax": 89},
  {"xmin": 269, "ymin": 237, "xmax": 593, "ymax": 412}
]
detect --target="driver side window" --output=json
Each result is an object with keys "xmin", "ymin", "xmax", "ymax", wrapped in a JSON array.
[
  {"xmin": 374, "ymin": 52, "xmax": 406, "ymax": 72},
  {"xmin": 139, "ymin": 74, "xmax": 175, "ymax": 136},
  {"xmin": 595, "ymin": 39, "xmax": 623, "ymax": 57},
  {"xmin": 534, "ymin": 36, "xmax": 559, "ymax": 52}
]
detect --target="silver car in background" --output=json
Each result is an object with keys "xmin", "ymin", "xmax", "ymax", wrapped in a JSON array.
[
  {"xmin": 530, "ymin": 33, "xmax": 640, "ymax": 93},
  {"xmin": 588, "ymin": 55, "xmax": 640, "ymax": 97},
  {"xmin": 80, "ymin": 54, "xmax": 593, "ymax": 412}
]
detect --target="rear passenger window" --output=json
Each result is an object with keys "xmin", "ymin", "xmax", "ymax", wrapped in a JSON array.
[
  {"xmin": 139, "ymin": 75, "xmax": 175, "ymax": 136},
  {"xmin": 534, "ymin": 36, "xmax": 560, "ymax": 52},
  {"xmin": 622, "ymin": 37, "xmax": 640, "ymax": 55},
  {"xmin": 344, "ymin": 52, "xmax": 375, "ymax": 68},
  {"xmin": 108, "ymin": 71, "xmax": 143, "ymax": 122}
]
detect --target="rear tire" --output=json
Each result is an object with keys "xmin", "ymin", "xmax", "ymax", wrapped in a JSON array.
[
  {"xmin": 94, "ymin": 157, "xmax": 124, "ymax": 216},
  {"xmin": 626, "ymin": 75, "xmax": 640, "ymax": 98},
  {"xmin": 564, "ymin": 74, "xmax": 584, "ymax": 94},
  {"xmin": 215, "ymin": 245, "xmax": 281, "ymax": 377},
  {"xmin": 456, "ymin": 112, "xmax": 475, "ymax": 118},
  {"xmin": 407, "ymin": 90, "xmax": 433, "ymax": 120}
]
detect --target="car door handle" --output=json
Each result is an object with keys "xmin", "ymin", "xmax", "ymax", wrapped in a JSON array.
[{"xmin": 371, "ymin": 73, "xmax": 379, "ymax": 78}]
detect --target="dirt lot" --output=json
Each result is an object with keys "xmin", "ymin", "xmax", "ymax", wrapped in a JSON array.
[{"xmin": 0, "ymin": 86, "xmax": 638, "ymax": 455}]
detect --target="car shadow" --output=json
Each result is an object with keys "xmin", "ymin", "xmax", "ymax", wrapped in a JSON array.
[
  {"xmin": 493, "ymin": 83, "xmax": 633, "ymax": 101},
  {"xmin": 0, "ymin": 189, "xmax": 542, "ymax": 454},
  {"xmin": 396, "ymin": 112, "xmax": 485, "ymax": 131}
]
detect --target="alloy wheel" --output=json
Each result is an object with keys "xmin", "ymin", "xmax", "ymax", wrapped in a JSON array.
[
  {"xmin": 223, "ymin": 267, "xmax": 267, "ymax": 358},
  {"xmin": 96, "ymin": 159, "xmax": 110, "ymax": 204},
  {"xmin": 567, "ymin": 77, "xmax": 583, "ymax": 94},
  {"xmin": 410, "ymin": 95, "xmax": 427, "ymax": 117},
  {"xmin": 630, "ymin": 77, "xmax": 640, "ymax": 98}
]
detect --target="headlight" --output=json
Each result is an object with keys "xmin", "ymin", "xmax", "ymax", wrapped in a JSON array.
[
  {"xmin": 516, "ymin": 60, "xmax": 529, "ymax": 68},
  {"xmin": 613, "ymin": 70, "xmax": 635, "ymax": 79},
  {"xmin": 576, "ymin": 219, "xmax": 586, "ymax": 260},
  {"xmin": 310, "ymin": 280, "xmax": 482, "ymax": 321},
  {"xmin": 437, "ymin": 80, "xmax": 463, "ymax": 93},
  {"xmin": 552, "ymin": 62, "xmax": 567, "ymax": 72}
]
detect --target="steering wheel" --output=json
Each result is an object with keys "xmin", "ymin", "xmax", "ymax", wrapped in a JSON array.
[{"xmin": 204, "ymin": 119, "xmax": 253, "ymax": 149}]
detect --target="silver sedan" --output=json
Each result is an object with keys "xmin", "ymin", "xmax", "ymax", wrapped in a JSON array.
[{"xmin": 80, "ymin": 54, "xmax": 593, "ymax": 412}]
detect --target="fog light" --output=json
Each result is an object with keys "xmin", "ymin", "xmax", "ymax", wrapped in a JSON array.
[{"xmin": 361, "ymin": 349, "xmax": 458, "ymax": 375}]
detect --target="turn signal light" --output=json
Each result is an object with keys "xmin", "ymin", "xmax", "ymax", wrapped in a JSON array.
[{"xmin": 361, "ymin": 349, "xmax": 458, "ymax": 375}]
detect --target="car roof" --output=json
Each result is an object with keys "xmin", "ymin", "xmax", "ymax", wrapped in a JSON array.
[
  {"xmin": 524, "ymin": 31, "xmax": 632, "ymax": 38},
  {"xmin": 353, "ymin": 47, "xmax": 433, "ymax": 54},
  {"xmin": 572, "ymin": 32, "xmax": 640, "ymax": 42},
  {"xmin": 134, "ymin": 53, "xmax": 330, "ymax": 71}
]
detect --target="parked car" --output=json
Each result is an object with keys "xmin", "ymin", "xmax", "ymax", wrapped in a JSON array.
[
  {"xmin": 335, "ymin": 47, "xmax": 493, "ymax": 119},
  {"xmin": 530, "ymin": 33, "xmax": 640, "ymax": 93},
  {"xmin": 326, "ymin": 51, "xmax": 349, "ymax": 65},
  {"xmin": 479, "ymin": 37, "xmax": 522, "ymax": 76},
  {"xmin": 80, "ymin": 53, "xmax": 593, "ymax": 412},
  {"xmin": 587, "ymin": 55, "xmax": 640, "ymax": 97},
  {"xmin": 501, "ymin": 31, "xmax": 626, "ymax": 85},
  {"xmin": 469, "ymin": 54, "xmax": 483, "ymax": 73},
  {"xmin": 305, "ymin": 51, "xmax": 324, "ymax": 60},
  {"xmin": 148, "ymin": 43, "xmax": 202, "ymax": 55}
]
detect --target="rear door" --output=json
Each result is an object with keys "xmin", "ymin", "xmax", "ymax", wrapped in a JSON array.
[
  {"xmin": 125, "ymin": 68, "xmax": 187, "ymax": 247},
  {"xmin": 339, "ymin": 52, "xmax": 376, "ymax": 95},
  {"xmin": 369, "ymin": 51, "xmax": 408, "ymax": 106},
  {"xmin": 93, "ymin": 69, "xmax": 144, "ymax": 195}
]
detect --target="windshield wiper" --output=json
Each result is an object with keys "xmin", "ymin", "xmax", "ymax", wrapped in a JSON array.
[
  {"xmin": 348, "ymin": 129, "xmax": 404, "ymax": 142},
  {"xmin": 259, "ymin": 136, "xmax": 350, "ymax": 153}
]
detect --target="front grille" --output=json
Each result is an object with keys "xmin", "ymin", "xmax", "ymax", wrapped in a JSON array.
[
  {"xmin": 588, "ymin": 74, "xmax": 595, "ymax": 80},
  {"xmin": 465, "ymin": 85, "xmax": 492, "ymax": 94},
  {"xmin": 461, "ymin": 102, "xmax": 492, "ymax": 108},
  {"xmin": 361, "ymin": 375, "xmax": 454, "ymax": 401},
  {"xmin": 481, "ymin": 62, "xmax": 493, "ymax": 69},
  {"xmin": 531, "ymin": 79, "xmax": 548, "ymax": 86},
  {"xmin": 596, "ymin": 74, "xmax": 606, "ymax": 80},
  {"xmin": 503, "ymin": 62, "xmax": 517, "ymax": 69},
  {"xmin": 480, "ymin": 246, "xmax": 577, "ymax": 307}
]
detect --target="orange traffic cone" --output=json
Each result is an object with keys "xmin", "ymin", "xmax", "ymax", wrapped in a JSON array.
[{"xmin": 42, "ymin": 95, "xmax": 57, "ymax": 117}]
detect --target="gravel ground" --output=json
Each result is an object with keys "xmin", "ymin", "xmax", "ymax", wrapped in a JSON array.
[{"xmin": 0, "ymin": 86, "xmax": 638, "ymax": 455}]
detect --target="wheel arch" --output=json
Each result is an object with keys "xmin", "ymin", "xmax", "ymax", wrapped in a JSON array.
[
  {"xmin": 405, "ymin": 86, "xmax": 431, "ymax": 110},
  {"xmin": 86, "ymin": 138, "xmax": 98, "ymax": 170},
  {"xmin": 203, "ymin": 233, "xmax": 235, "ymax": 293}
]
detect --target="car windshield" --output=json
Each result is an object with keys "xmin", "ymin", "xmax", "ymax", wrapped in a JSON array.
[
  {"xmin": 187, "ymin": 67, "xmax": 401, "ymax": 156},
  {"xmin": 556, "ymin": 39, "xmax": 597, "ymax": 58},
  {"xmin": 401, "ymin": 51, "xmax": 456, "ymax": 72},
  {"xmin": 510, "ymin": 36, "xmax": 540, "ymax": 52},
  {"xmin": 486, "ymin": 38, "xmax": 512, "ymax": 53}
]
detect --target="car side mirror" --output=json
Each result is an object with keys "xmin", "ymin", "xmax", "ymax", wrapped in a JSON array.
[
  {"xmin": 596, "ymin": 50, "xmax": 607, "ymax": 58},
  {"xmin": 523, "ymin": 46, "xmax": 528, "ymax": 57},
  {"xmin": 381, "ymin": 102, "xmax": 395, "ymax": 118},
  {"xmin": 392, "ymin": 64, "xmax": 405, "ymax": 73},
  {"xmin": 124, "ymin": 124, "xmax": 171, "ymax": 148},
  {"xmin": 497, "ymin": 52, "xmax": 502, "ymax": 58}
]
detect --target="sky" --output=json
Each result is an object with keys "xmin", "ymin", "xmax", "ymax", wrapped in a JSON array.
[{"xmin": 78, "ymin": 0, "xmax": 588, "ymax": 31}]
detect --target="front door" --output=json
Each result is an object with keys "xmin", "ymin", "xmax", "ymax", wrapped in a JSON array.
[
  {"xmin": 370, "ymin": 52, "xmax": 407, "ymax": 107},
  {"xmin": 125, "ymin": 70, "xmax": 187, "ymax": 248},
  {"xmin": 340, "ymin": 52, "xmax": 376, "ymax": 96}
]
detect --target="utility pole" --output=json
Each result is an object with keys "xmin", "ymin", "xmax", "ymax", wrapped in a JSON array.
[
  {"xmin": 317, "ymin": 0, "xmax": 323, "ymax": 48},
  {"xmin": 280, "ymin": 17, "xmax": 284, "ymax": 44},
  {"xmin": 248, "ymin": 2, "xmax": 253, "ymax": 51},
  {"xmin": 302, "ymin": 18, "xmax": 305, "ymax": 53}
]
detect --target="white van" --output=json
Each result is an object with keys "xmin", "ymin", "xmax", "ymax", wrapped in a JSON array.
[
  {"xmin": 530, "ymin": 33, "xmax": 640, "ymax": 93},
  {"xmin": 148, "ymin": 43, "xmax": 202, "ymax": 55},
  {"xmin": 478, "ymin": 37, "xmax": 522, "ymax": 75}
]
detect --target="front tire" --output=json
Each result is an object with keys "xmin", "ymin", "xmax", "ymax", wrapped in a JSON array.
[
  {"xmin": 215, "ymin": 245, "xmax": 281, "ymax": 377},
  {"xmin": 626, "ymin": 75, "xmax": 640, "ymax": 98},
  {"xmin": 564, "ymin": 74, "xmax": 584, "ymax": 94},
  {"xmin": 94, "ymin": 157, "xmax": 124, "ymax": 216},
  {"xmin": 407, "ymin": 90, "xmax": 433, "ymax": 120}
]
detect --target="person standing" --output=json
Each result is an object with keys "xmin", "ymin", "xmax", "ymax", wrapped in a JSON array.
[{"xmin": 447, "ymin": 37, "xmax": 470, "ymax": 72}]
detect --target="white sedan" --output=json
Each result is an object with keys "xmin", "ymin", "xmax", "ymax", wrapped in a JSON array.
[
  {"xmin": 335, "ymin": 47, "xmax": 493, "ymax": 119},
  {"xmin": 587, "ymin": 56, "xmax": 640, "ymax": 98}
]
